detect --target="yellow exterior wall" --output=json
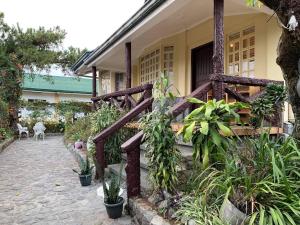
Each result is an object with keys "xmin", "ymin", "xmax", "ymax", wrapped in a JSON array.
[{"xmin": 134, "ymin": 13, "xmax": 284, "ymax": 98}]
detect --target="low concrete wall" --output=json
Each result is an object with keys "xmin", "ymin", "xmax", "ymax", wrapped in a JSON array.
[{"xmin": 0, "ymin": 137, "xmax": 15, "ymax": 153}]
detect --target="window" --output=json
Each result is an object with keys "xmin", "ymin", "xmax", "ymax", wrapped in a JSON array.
[
  {"xmin": 101, "ymin": 74, "xmax": 111, "ymax": 94},
  {"xmin": 139, "ymin": 46, "xmax": 174, "ymax": 85},
  {"xmin": 228, "ymin": 26, "xmax": 255, "ymax": 78},
  {"xmin": 163, "ymin": 46, "xmax": 174, "ymax": 74},
  {"xmin": 140, "ymin": 49, "xmax": 160, "ymax": 85},
  {"xmin": 115, "ymin": 73, "xmax": 125, "ymax": 91}
]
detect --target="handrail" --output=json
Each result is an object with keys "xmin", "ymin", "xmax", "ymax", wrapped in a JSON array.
[
  {"xmin": 121, "ymin": 81, "xmax": 213, "ymax": 160},
  {"xmin": 120, "ymin": 74, "xmax": 285, "ymax": 198},
  {"xmin": 92, "ymin": 84, "xmax": 153, "ymax": 102},
  {"xmin": 93, "ymin": 98, "xmax": 153, "ymax": 143},
  {"xmin": 210, "ymin": 74, "xmax": 283, "ymax": 86}
]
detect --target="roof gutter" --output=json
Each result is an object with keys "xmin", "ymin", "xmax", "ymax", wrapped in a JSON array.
[{"xmin": 72, "ymin": 0, "xmax": 167, "ymax": 72}]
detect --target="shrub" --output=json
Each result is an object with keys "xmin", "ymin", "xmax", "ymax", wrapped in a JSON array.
[
  {"xmin": 251, "ymin": 83, "xmax": 286, "ymax": 128},
  {"xmin": 0, "ymin": 128, "xmax": 13, "ymax": 141},
  {"xmin": 140, "ymin": 76, "xmax": 181, "ymax": 194},
  {"xmin": 178, "ymin": 99, "xmax": 247, "ymax": 169},
  {"xmin": 90, "ymin": 102, "xmax": 128, "ymax": 165},
  {"xmin": 64, "ymin": 116, "xmax": 91, "ymax": 142},
  {"xmin": 185, "ymin": 133, "xmax": 300, "ymax": 225}
]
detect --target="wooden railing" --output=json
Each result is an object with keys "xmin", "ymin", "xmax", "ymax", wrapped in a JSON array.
[
  {"xmin": 121, "ymin": 74, "xmax": 284, "ymax": 198},
  {"xmin": 92, "ymin": 84, "xmax": 153, "ymax": 179},
  {"xmin": 92, "ymin": 83, "xmax": 153, "ymax": 111}
]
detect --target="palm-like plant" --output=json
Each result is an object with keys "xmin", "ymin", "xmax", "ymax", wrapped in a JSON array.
[{"xmin": 73, "ymin": 154, "xmax": 94, "ymax": 176}]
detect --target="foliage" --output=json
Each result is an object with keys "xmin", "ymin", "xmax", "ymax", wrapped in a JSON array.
[
  {"xmin": 176, "ymin": 195, "xmax": 228, "ymax": 225},
  {"xmin": 103, "ymin": 163, "xmax": 123, "ymax": 204},
  {"xmin": 178, "ymin": 99, "xmax": 247, "ymax": 169},
  {"xmin": 64, "ymin": 116, "xmax": 91, "ymax": 142},
  {"xmin": 0, "ymin": 128, "xmax": 13, "ymax": 141},
  {"xmin": 140, "ymin": 76, "xmax": 181, "ymax": 194},
  {"xmin": 90, "ymin": 102, "xmax": 127, "ymax": 165},
  {"xmin": 0, "ymin": 99, "xmax": 9, "ymax": 128},
  {"xmin": 72, "ymin": 154, "xmax": 94, "ymax": 176},
  {"xmin": 20, "ymin": 118, "xmax": 65, "ymax": 134},
  {"xmin": 0, "ymin": 12, "xmax": 85, "ymax": 127},
  {"xmin": 251, "ymin": 83, "xmax": 287, "ymax": 128},
  {"xmin": 186, "ymin": 133, "xmax": 300, "ymax": 225},
  {"xmin": 56, "ymin": 100, "xmax": 91, "ymax": 116}
]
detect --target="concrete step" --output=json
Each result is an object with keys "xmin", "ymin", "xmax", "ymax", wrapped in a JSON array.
[{"xmin": 127, "ymin": 143, "xmax": 193, "ymax": 170}]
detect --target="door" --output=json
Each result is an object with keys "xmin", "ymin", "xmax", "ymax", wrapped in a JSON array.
[{"xmin": 191, "ymin": 42, "xmax": 213, "ymax": 91}]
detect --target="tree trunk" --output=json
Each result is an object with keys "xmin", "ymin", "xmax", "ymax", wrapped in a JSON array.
[{"xmin": 260, "ymin": 0, "xmax": 300, "ymax": 139}]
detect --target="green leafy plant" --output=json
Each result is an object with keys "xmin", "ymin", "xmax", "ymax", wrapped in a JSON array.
[
  {"xmin": 90, "ymin": 102, "xmax": 127, "ymax": 165},
  {"xmin": 72, "ymin": 154, "xmax": 94, "ymax": 176},
  {"xmin": 176, "ymin": 195, "xmax": 228, "ymax": 225},
  {"xmin": 140, "ymin": 76, "xmax": 181, "ymax": 194},
  {"xmin": 103, "ymin": 163, "xmax": 123, "ymax": 204},
  {"xmin": 178, "ymin": 99, "xmax": 247, "ymax": 169},
  {"xmin": 189, "ymin": 133, "xmax": 300, "ymax": 225},
  {"xmin": 64, "ymin": 116, "xmax": 91, "ymax": 142},
  {"xmin": 251, "ymin": 83, "xmax": 286, "ymax": 128}
]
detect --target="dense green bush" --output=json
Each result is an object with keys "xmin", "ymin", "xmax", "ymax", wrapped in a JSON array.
[
  {"xmin": 21, "ymin": 118, "xmax": 65, "ymax": 134},
  {"xmin": 251, "ymin": 83, "xmax": 286, "ymax": 128},
  {"xmin": 0, "ymin": 99, "xmax": 9, "ymax": 128},
  {"xmin": 90, "ymin": 102, "xmax": 127, "ymax": 165},
  {"xmin": 0, "ymin": 128, "xmax": 13, "ymax": 142},
  {"xmin": 64, "ymin": 116, "xmax": 91, "ymax": 142},
  {"xmin": 177, "ymin": 133, "xmax": 300, "ymax": 225}
]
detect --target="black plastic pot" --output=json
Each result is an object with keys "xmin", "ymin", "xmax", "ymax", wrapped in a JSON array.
[
  {"xmin": 104, "ymin": 197, "xmax": 124, "ymax": 219},
  {"xmin": 79, "ymin": 174, "xmax": 92, "ymax": 186}
]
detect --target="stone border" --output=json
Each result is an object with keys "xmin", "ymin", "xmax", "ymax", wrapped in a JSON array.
[
  {"xmin": 0, "ymin": 137, "xmax": 15, "ymax": 153},
  {"xmin": 129, "ymin": 198, "xmax": 171, "ymax": 225}
]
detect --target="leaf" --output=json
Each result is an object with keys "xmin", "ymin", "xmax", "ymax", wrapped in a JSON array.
[
  {"xmin": 200, "ymin": 121, "xmax": 209, "ymax": 135},
  {"xmin": 216, "ymin": 122, "xmax": 232, "ymax": 136},
  {"xmin": 184, "ymin": 121, "xmax": 196, "ymax": 141},
  {"xmin": 210, "ymin": 129, "xmax": 221, "ymax": 147},
  {"xmin": 187, "ymin": 97, "xmax": 205, "ymax": 104}
]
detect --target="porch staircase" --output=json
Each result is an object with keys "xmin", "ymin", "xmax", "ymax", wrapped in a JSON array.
[{"xmin": 107, "ymin": 139, "xmax": 194, "ymax": 195}]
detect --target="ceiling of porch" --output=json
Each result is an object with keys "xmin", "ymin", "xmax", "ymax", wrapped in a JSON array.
[{"xmin": 78, "ymin": 0, "xmax": 272, "ymax": 74}]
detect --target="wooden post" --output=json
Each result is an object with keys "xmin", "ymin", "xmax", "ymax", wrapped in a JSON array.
[
  {"xmin": 126, "ymin": 145, "xmax": 141, "ymax": 198},
  {"xmin": 125, "ymin": 42, "xmax": 132, "ymax": 89},
  {"xmin": 212, "ymin": 0, "xmax": 224, "ymax": 101},
  {"xmin": 95, "ymin": 140, "xmax": 106, "ymax": 180},
  {"xmin": 92, "ymin": 66, "xmax": 97, "ymax": 110}
]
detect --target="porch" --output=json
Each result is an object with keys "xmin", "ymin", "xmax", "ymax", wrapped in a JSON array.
[{"xmin": 73, "ymin": 0, "xmax": 285, "ymax": 199}]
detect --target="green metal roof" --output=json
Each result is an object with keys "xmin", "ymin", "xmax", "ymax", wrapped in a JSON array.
[{"xmin": 22, "ymin": 74, "xmax": 94, "ymax": 94}]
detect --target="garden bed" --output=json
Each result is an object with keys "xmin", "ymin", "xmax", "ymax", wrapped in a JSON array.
[{"xmin": 0, "ymin": 137, "xmax": 15, "ymax": 153}]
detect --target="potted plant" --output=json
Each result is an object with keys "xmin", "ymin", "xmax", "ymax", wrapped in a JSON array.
[
  {"xmin": 103, "ymin": 164, "xmax": 124, "ymax": 219},
  {"xmin": 73, "ymin": 154, "xmax": 94, "ymax": 186}
]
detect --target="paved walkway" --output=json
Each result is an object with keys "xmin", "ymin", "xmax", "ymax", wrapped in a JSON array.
[{"xmin": 0, "ymin": 136, "xmax": 132, "ymax": 225}]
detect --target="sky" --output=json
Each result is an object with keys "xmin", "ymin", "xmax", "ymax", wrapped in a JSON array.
[{"xmin": 0, "ymin": 0, "xmax": 144, "ymax": 51}]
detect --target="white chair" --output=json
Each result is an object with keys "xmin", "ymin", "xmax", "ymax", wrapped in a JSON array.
[
  {"xmin": 17, "ymin": 123, "xmax": 29, "ymax": 140},
  {"xmin": 33, "ymin": 122, "xmax": 46, "ymax": 141}
]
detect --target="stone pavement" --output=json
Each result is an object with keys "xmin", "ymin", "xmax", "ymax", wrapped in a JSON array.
[{"xmin": 0, "ymin": 136, "xmax": 132, "ymax": 225}]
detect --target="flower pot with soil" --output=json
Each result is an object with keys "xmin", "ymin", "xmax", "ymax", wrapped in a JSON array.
[
  {"xmin": 103, "ymin": 163, "xmax": 124, "ymax": 219},
  {"xmin": 73, "ymin": 154, "xmax": 94, "ymax": 186}
]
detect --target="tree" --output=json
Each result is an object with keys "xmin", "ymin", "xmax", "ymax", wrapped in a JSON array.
[
  {"xmin": 246, "ymin": 0, "xmax": 300, "ymax": 139},
  {"xmin": 0, "ymin": 12, "xmax": 86, "ymax": 129}
]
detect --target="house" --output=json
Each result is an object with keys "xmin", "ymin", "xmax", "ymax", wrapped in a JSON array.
[
  {"xmin": 71, "ymin": 0, "xmax": 294, "ymax": 198},
  {"xmin": 72, "ymin": 0, "xmax": 293, "ymax": 122},
  {"xmin": 22, "ymin": 74, "xmax": 97, "ymax": 103}
]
